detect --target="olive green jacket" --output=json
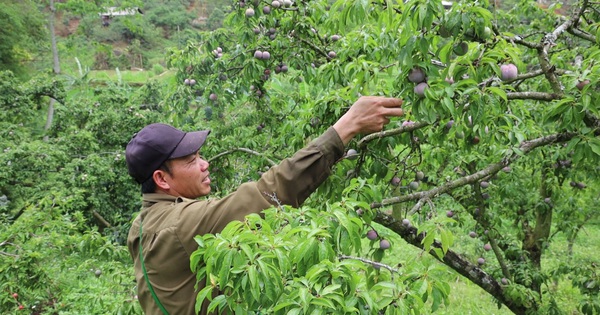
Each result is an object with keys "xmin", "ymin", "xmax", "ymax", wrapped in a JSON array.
[{"xmin": 127, "ymin": 127, "xmax": 345, "ymax": 314}]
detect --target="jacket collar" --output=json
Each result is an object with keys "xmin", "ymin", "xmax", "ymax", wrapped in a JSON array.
[{"xmin": 141, "ymin": 193, "xmax": 194, "ymax": 208}]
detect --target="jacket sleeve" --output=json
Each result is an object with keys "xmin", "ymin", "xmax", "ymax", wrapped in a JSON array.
[
  {"xmin": 256, "ymin": 126, "xmax": 345, "ymax": 207},
  {"xmin": 177, "ymin": 127, "xmax": 345, "ymax": 252}
]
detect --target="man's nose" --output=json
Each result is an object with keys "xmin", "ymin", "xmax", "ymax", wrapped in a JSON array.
[{"xmin": 200, "ymin": 158, "xmax": 209, "ymax": 171}]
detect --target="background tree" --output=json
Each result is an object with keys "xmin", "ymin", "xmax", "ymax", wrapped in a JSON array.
[{"xmin": 0, "ymin": 0, "xmax": 46, "ymax": 77}]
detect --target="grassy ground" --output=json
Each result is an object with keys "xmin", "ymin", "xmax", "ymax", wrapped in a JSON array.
[
  {"xmin": 85, "ymin": 68, "xmax": 176, "ymax": 86},
  {"xmin": 375, "ymin": 222, "xmax": 599, "ymax": 314}
]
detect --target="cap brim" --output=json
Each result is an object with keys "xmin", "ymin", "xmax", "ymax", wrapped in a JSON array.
[{"xmin": 170, "ymin": 130, "xmax": 210, "ymax": 159}]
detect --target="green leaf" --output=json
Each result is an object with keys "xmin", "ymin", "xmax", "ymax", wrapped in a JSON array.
[
  {"xmin": 485, "ymin": 86, "xmax": 507, "ymax": 102},
  {"xmin": 248, "ymin": 265, "xmax": 260, "ymax": 301},
  {"xmin": 194, "ymin": 286, "xmax": 213, "ymax": 314},
  {"xmin": 439, "ymin": 229, "xmax": 453, "ymax": 254},
  {"xmin": 421, "ymin": 231, "xmax": 436, "ymax": 252},
  {"xmin": 588, "ymin": 138, "xmax": 600, "ymax": 157}
]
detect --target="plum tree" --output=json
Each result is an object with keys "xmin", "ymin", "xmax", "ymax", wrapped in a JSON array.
[
  {"xmin": 245, "ymin": 8, "xmax": 255, "ymax": 17},
  {"xmin": 165, "ymin": 1, "xmax": 600, "ymax": 314}
]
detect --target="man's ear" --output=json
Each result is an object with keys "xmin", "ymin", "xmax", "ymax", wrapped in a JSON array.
[{"xmin": 153, "ymin": 169, "xmax": 171, "ymax": 190}]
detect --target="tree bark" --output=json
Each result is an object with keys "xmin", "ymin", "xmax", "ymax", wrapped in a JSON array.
[
  {"xmin": 44, "ymin": 0, "xmax": 61, "ymax": 142},
  {"xmin": 522, "ymin": 165, "xmax": 553, "ymax": 293}
]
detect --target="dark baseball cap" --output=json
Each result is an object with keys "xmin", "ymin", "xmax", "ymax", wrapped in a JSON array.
[{"xmin": 125, "ymin": 123, "xmax": 210, "ymax": 184}]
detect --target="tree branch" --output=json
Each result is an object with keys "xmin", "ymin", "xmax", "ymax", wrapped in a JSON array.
[
  {"xmin": 208, "ymin": 148, "xmax": 277, "ymax": 166},
  {"xmin": 568, "ymin": 27, "xmax": 596, "ymax": 42},
  {"xmin": 292, "ymin": 33, "xmax": 329, "ymax": 60},
  {"xmin": 501, "ymin": 68, "xmax": 568, "ymax": 84},
  {"xmin": 370, "ymin": 132, "xmax": 578, "ymax": 210},
  {"xmin": 501, "ymin": 35, "xmax": 541, "ymax": 49},
  {"xmin": 338, "ymin": 254, "xmax": 402, "ymax": 274},
  {"xmin": 357, "ymin": 121, "xmax": 431, "ymax": 149},
  {"xmin": 506, "ymin": 91, "xmax": 560, "ymax": 101},
  {"xmin": 92, "ymin": 210, "xmax": 112, "ymax": 228},
  {"xmin": 374, "ymin": 212, "xmax": 528, "ymax": 315}
]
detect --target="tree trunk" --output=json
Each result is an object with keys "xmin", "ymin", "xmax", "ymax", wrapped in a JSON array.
[
  {"xmin": 44, "ymin": 0, "xmax": 61, "ymax": 142},
  {"xmin": 522, "ymin": 166, "xmax": 553, "ymax": 294}
]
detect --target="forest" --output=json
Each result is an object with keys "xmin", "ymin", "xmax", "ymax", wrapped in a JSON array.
[{"xmin": 0, "ymin": 0, "xmax": 598, "ymax": 314}]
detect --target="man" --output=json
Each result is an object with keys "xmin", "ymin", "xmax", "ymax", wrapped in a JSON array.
[{"xmin": 125, "ymin": 96, "xmax": 403, "ymax": 314}]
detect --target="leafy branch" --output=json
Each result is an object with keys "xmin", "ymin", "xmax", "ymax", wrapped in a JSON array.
[
  {"xmin": 338, "ymin": 254, "xmax": 402, "ymax": 274},
  {"xmin": 208, "ymin": 147, "xmax": 277, "ymax": 166},
  {"xmin": 370, "ymin": 131, "xmax": 578, "ymax": 211},
  {"xmin": 357, "ymin": 121, "xmax": 432, "ymax": 149}
]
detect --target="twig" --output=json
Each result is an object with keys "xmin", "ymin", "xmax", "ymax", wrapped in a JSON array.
[
  {"xmin": 293, "ymin": 34, "xmax": 329, "ymax": 60},
  {"xmin": 373, "ymin": 211, "xmax": 527, "ymax": 314},
  {"xmin": 488, "ymin": 236, "xmax": 512, "ymax": 279},
  {"xmin": 208, "ymin": 148, "xmax": 277, "ymax": 166},
  {"xmin": 338, "ymin": 254, "xmax": 401, "ymax": 274},
  {"xmin": 357, "ymin": 121, "xmax": 431, "ymax": 148},
  {"xmin": 501, "ymin": 35, "xmax": 540, "ymax": 49},
  {"xmin": 92, "ymin": 210, "xmax": 112, "ymax": 228}
]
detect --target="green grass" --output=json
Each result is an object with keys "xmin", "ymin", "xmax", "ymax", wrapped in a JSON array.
[
  {"xmin": 373, "ymin": 222, "xmax": 599, "ymax": 314},
  {"xmin": 377, "ymin": 227, "xmax": 514, "ymax": 315},
  {"xmin": 85, "ymin": 68, "xmax": 176, "ymax": 86}
]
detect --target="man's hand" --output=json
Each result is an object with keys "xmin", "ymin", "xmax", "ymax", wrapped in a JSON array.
[{"xmin": 333, "ymin": 96, "xmax": 404, "ymax": 145}]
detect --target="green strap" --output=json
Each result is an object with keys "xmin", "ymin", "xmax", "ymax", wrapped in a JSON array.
[{"xmin": 139, "ymin": 219, "xmax": 170, "ymax": 315}]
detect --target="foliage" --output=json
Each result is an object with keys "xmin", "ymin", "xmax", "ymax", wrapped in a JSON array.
[
  {"xmin": 191, "ymin": 199, "xmax": 450, "ymax": 314},
  {"xmin": 0, "ymin": 193, "xmax": 140, "ymax": 314},
  {"xmin": 165, "ymin": 0, "xmax": 600, "ymax": 313},
  {"xmin": 145, "ymin": 0, "xmax": 197, "ymax": 33},
  {"xmin": 0, "ymin": 0, "xmax": 46, "ymax": 77}
]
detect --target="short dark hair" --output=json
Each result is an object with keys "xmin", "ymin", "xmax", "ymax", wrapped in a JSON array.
[{"xmin": 140, "ymin": 161, "xmax": 172, "ymax": 194}]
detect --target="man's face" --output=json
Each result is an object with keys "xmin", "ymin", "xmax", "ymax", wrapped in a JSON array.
[{"xmin": 160, "ymin": 152, "xmax": 211, "ymax": 198}]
